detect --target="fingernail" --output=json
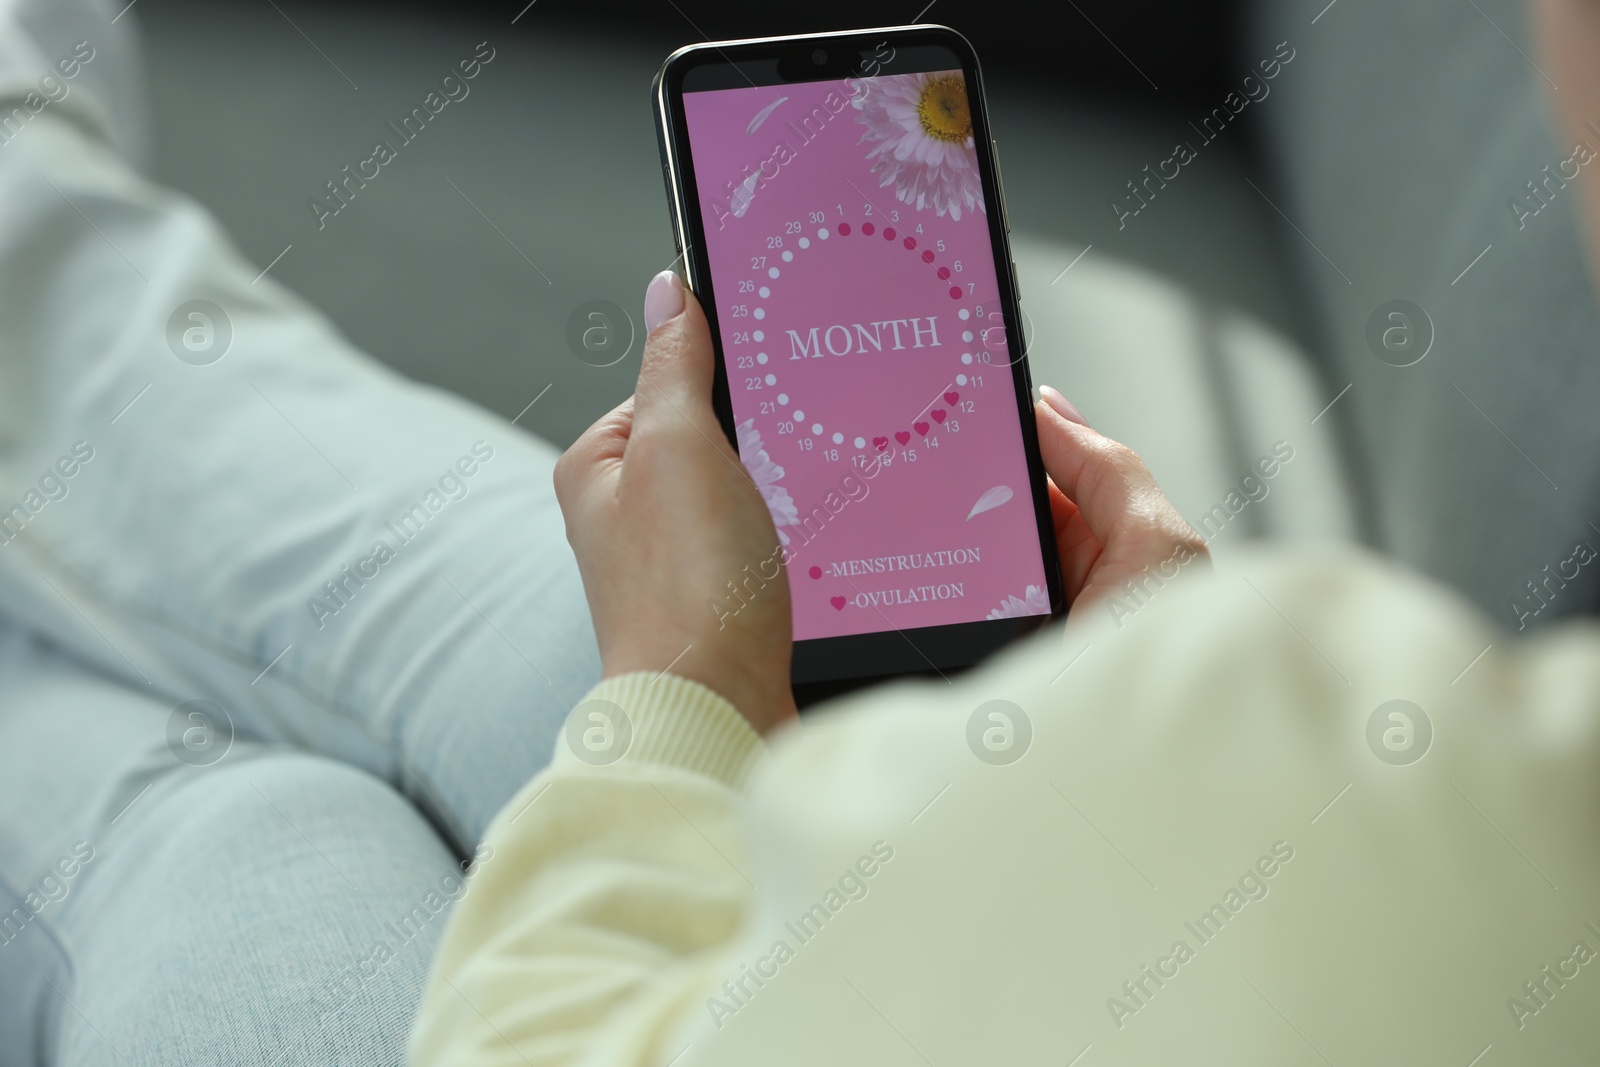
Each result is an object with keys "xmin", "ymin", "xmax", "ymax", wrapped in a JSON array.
[
  {"xmin": 644, "ymin": 270, "xmax": 684, "ymax": 334},
  {"xmin": 1039, "ymin": 385, "xmax": 1089, "ymax": 427}
]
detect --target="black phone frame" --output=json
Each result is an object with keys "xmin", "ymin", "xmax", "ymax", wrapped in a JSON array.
[{"xmin": 651, "ymin": 24, "xmax": 1066, "ymax": 697}]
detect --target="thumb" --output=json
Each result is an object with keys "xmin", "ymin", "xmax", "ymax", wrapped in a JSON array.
[
  {"xmin": 1033, "ymin": 387, "xmax": 1176, "ymax": 547},
  {"xmin": 633, "ymin": 270, "xmax": 717, "ymax": 434}
]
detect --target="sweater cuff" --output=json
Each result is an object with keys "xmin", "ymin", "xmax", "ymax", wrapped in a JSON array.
[{"xmin": 551, "ymin": 672, "xmax": 766, "ymax": 791}]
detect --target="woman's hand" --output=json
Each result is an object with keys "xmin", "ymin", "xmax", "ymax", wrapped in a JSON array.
[
  {"xmin": 1033, "ymin": 387, "xmax": 1210, "ymax": 617},
  {"xmin": 553, "ymin": 271, "xmax": 798, "ymax": 735}
]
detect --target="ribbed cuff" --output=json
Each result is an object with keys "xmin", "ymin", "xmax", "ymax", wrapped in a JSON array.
[{"xmin": 552, "ymin": 672, "xmax": 766, "ymax": 791}]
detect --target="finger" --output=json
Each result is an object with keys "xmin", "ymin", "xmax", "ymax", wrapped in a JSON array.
[
  {"xmin": 633, "ymin": 272, "xmax": 718, "ymax": 435},
  {"xmin": 1046, "ymin": 475, "xmax": 1099, "ymax": 595},
  {"xmin": 553, "ymin": 394, "xmax": 635, "ymax": 508},
  {"xmin": 1033, "ymin": 394, "xmax": 1183, "ymax": 548},
  {"xmin": 1039, "ymin": 384, "xmax": 1091, "ymax": 428}
]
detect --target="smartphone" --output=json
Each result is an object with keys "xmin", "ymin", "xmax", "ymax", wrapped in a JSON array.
[{"xmin": 652, "ymin": 24, "xmax": 1065, "ymax": 695}]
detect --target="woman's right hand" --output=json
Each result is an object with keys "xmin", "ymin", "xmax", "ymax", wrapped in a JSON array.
[{"xmin": 1033, "ymin": 387, "xmax": 1210, "ymax": 617}]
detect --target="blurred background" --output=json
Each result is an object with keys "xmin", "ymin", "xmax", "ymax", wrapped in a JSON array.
[
  {"xmin": 138, "ymin": 0, "xmax": 1299, "ymax": 448},
  {"xmin": 133, "ymin": 0, "xmax": 1600, "ymax": 625}
]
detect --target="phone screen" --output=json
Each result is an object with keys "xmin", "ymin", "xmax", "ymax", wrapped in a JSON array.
[{"xmin": 680, "ymin": 52, "xmax": 1050, "ymax": 643}]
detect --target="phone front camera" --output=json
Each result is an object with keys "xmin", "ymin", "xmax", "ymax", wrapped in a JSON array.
[{"xmin": 811, "ymin": 48, "xmax": 827, "ymax": 65}]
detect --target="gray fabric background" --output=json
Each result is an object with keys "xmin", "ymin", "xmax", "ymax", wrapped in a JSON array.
[{"xmin": 1253, "ymin": 0, "xmax": 1600, "ymax": 629}]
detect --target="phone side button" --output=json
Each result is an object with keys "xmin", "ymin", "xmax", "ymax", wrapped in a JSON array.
[
  {"xmin": 992, "ymin": 138, "xmax": 1010, "ymax": 233},
  {"xmin": 1010, "ymin": 259, "xmax": 1021, "ymax": 302},
  {"xmin": 662, "ymin": 165, "xmax": 683, "ymax": 252}
]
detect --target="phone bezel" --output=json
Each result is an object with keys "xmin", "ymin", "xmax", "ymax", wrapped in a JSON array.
[{"xmin": 651, "ymin": 24, "xmax": 1067, "ymax": 690}]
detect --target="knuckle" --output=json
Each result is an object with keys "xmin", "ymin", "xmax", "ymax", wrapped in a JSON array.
[{"xmin": 552, "ymin": 447, "xmax": 578, "ymax": 499}]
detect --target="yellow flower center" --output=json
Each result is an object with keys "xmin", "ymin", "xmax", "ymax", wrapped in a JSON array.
[{"xmin": 917, "ymin": 75, "xmax": 972, "ymax": 143}]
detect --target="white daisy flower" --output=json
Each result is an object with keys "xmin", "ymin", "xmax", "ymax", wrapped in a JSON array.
[
  {"xmin": 853, "ymin": 71, "xmax": 985, "ymax": 221},
  {"xmin": 736, "ymin": 418, "xmax": 799, "ymax": 531},
  {"xmin": 986, "ymin": 584, "xmax": 1049, "ymax": 620}
]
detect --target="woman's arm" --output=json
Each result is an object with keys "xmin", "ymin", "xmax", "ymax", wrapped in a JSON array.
[{"xmin": 413, "ymin": 271, "xmax": 1600, "ymax": 1064}]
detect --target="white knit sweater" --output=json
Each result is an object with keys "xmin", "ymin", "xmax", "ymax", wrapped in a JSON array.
[{"xmin": 412, "ymin": 545, "xmax": 1600, "ymax": 1064}]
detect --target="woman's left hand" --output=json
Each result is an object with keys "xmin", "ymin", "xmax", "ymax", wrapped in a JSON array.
[{"xmin": 553, "ymin": 271, "xmax": 798, "ymax": 735}]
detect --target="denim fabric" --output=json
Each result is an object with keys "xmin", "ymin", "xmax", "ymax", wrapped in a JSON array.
[{"xmin": 0, "ymin": 1, "xmax": 599, "ymax": 1062}]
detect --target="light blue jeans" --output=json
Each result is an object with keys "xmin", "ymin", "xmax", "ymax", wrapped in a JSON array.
[{"xmin": 0, "ymin": 2, "xmax": 599, "ymax": 1063}]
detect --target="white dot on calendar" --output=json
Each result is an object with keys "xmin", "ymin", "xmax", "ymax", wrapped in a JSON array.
[
  {"xmin": 812, "ymin": 423, "xmax": 823, "ymax": 435},
  {"xmin": 759, "ymin": 287, "xmax": 770, "ymax": 298},
  {"xmin": 757, "ymin": 352, "xmax": 768, "ymax": 364},
  {"xmin": 768, "ymin": 267, "xmax": 780, "ymax": 278},
  {"xmin": 782, "ymin": 250, "xmax": 794, "ymax": 262},
  {"xmin": 961, "ymin": 353, "xmax": 973, "ymax": 365},
  {"xmin": 962, "ymin": 331, "xmax": 974, "ymax": 342},
  {"xmin": 817, "ymin": 228, "xmax": 829, "ymax": 240},
  {"xmin": 956, "ymin": 374, "xmax": 968, "ymax": 386},
  {"xmin": 753, "ymin": 330, "xmax": 764, "ymax": 341},
  {"xmin": 833, "ymin": 432, "xmax": 844, "ymax": 444},
  {"xmin": 798, "ymin": 237, "xmax": 810, "ymax": 249},
  {"xmin": 792, "ymin": 410, "xmax": 805, "ymax": 421},
  {"xmin": 958, "ymin": 308, "xmax": 970, "ymax": 320},
  {"xmin": 753, "ymin": 308, "xmax": 765, "ymax": 320},
  {"xmin": 854, "ymin": 436, "xmax": 866, "ymax": 449},
  {"xmin": 765, "ymin": 374, "xmax": 777, "ymax": 385},
  {"xmin": 777, "ymin": 393, "xmax": 789, "ymax": 404}
]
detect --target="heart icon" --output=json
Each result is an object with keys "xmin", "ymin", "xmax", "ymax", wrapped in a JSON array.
[
  {"xmin": 830, "ymin": 596, "xmax": 847, "ymax": 611},
  {"xmin": 931, "ymin": 409, "xmax": 946, "ymax": 423},
  {"xmin": 873, "ymin": 436, "xmax": 889, "ymax": 452},
  {"xmin": 944, "ymin": 391, "xmax": 960, "ymax": 405},
  {"xmin": 914, "ymin": 421, "xmax": 930, "ymax": 436},
  {"xmin": 808, "ymin": 565, "xmax": 822, "ymax": 579},
  {"xmin": 894, "ymin": 430, "xmax": 911, "ymax": 446}
]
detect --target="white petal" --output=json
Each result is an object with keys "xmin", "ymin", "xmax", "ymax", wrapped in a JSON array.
[
  {"xmin": 966, "ymin": 485, "xmax": 1013, "ymax": 519},
  {"xmin": 746, "ymin": 96, "xmax": 788, "ymax": 136}
]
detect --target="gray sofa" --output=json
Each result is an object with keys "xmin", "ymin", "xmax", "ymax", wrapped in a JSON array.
[{"xmin": 128, "ymin": 0, "xmax": 1596, "ymax": 629}]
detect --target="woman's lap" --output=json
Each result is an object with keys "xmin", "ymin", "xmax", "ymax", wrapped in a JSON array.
[
  {"xmin": 0, "ymin": 628, "xmax": 475, "ymax": 1066},
  {"xmin": 0, "ymin": 2, "xmax": 599, "ymax": 851},
  {"xmin": 0, "ymin": 2, "xmax": 600, "ymax": 1062}
]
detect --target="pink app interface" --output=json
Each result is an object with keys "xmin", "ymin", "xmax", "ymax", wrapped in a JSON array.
[{"xmin": 683, "ymin": 66, "xmax": 1049, "ymax": 641}]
